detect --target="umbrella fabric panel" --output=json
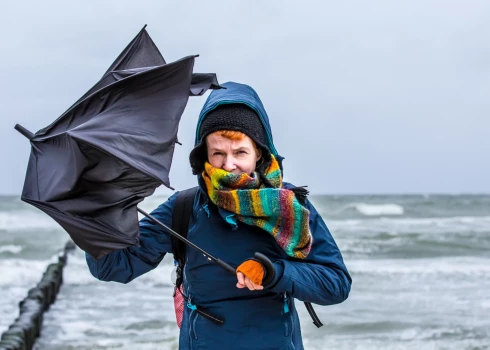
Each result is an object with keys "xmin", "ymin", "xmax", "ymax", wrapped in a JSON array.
[{"xmin": 22, "ymin": 135, "xmax": 161, "ymax": 258}]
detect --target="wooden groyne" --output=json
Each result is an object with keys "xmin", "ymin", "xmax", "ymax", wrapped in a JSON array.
[{"xmin": 0, "ymin": 241, "xmax": 76, "ymax": 350}]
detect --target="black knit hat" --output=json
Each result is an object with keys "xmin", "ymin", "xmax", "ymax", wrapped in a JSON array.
[{"xmin": 189, "ymin": 104, "xmax": 271, "ymax": 174}]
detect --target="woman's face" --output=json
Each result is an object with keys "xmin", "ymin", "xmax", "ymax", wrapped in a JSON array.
[{"xmin": 206, "ymin": 133, "xmax": 261, "ymax": 175}]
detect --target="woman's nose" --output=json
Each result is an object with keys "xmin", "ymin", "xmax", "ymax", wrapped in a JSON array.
[{"xmin": 222, "ymin": 156, "xmax": 236, "ymax": 172}]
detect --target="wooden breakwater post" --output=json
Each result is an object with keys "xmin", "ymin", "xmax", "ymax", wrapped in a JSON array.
[{"xmin": 0, "ymin": 241, "xmax": 76, "ymax": 350}]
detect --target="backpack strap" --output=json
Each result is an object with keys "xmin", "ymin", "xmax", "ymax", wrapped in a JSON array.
[{"xmin": 171, "ymin": 186, "xmax": 199, "ymax": 289}]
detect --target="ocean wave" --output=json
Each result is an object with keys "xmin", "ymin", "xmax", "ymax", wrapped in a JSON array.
[
  {"xmin": 61, "ymin": 250, "xmax": 175, "ymax": 287},
  {"xmin": 328, "ymin": 216, "xmax": 490, "ymax": 234},
  {"xmin": 0, "ymin": 211, "xmax": 60, "ymax": 231},
  {"xmin": 349, "ymin": 257, "xmax": 490, "ymax": 276},
  {"xmin": 0, "ymin": 245, "xmax": 23, "ymax": 254},
  {"xmin": 0, "ymin": 258, "xmax": 54, "ymax": 286},
  {"xmin": 339, "ymin": 234, "xmax": 490, "ymax": 259},
  {"xmin": 343, "ymin": 203, "xmax": 405, "ymax": 216},
  {"xmin": 332, "ymin": 216, "xmax": 490, "ymax": 258}
]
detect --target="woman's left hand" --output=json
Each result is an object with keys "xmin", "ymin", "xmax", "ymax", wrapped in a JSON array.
[{"xmin": 236, "ymin": 272, "xmax": 264, "ymax": 291}]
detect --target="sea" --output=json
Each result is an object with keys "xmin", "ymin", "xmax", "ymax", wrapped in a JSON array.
[{"xmin": 0, "ymin": 194, "xmax": 489, "ymax": 350}]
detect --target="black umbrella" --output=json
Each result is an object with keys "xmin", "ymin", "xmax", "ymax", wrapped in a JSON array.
[{"xmin": 15, "ymin": 25, "xmax": 224, "ymax": 260}]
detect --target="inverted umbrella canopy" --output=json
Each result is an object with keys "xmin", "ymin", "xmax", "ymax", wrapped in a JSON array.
[{"xmin": 17, "ymin": 25, "xmax": 222, "ymax": 259}]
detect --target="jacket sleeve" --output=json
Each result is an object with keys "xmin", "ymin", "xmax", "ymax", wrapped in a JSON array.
[
  {"xmin": 85, "ymin": 193, "xmax": 178, "ymax": 283},
  {"xmin": 267, "ymin": 198, "xmax": 352, "ymax": 305}
]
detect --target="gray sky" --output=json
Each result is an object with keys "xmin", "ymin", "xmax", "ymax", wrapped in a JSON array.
[{"xmin": 1, "ymin": 0, "xmax": 489, "ymax": 195}]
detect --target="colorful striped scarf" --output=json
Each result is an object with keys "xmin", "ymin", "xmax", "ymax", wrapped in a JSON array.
[{"xmin": 202, "ymin": 155, "xmax": 312, "ymax": 259}]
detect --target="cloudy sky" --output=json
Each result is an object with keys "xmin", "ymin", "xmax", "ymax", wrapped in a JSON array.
[{"xmin": 1, "ymin": 1, "xmax": 489, "ymax": 195}]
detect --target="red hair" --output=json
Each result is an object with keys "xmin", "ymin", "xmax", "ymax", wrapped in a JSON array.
[
  {"xmin": 210, "ymin": 130, "xmax": 261, "ymax": 156},
  {"xmin": 213, "ymin": 130, "xmax": 246, "ymax": 141}
]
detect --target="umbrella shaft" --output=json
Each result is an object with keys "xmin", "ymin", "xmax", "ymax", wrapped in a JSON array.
[{"xmin": 137, "ymin": 207, "xmax": 235, "ymax": 274}]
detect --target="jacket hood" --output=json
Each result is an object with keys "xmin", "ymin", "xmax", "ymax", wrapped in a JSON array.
[{"xmin": 194, "ymin": 82, "xmax": 283, "ymax": 164}]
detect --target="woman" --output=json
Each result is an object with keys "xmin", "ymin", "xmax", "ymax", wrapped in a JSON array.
[{"xmin": 86, "ymin": 82, "xmax": 351, "ymax": 349}]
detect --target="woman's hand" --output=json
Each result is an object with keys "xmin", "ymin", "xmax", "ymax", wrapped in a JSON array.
[
  {"xmin": 235, "ymin": 259, "xmax": 265, "ymax": 290},
  {"xmin": 236, "ymin": 272, "xmax": 264, "ymax": 291}
]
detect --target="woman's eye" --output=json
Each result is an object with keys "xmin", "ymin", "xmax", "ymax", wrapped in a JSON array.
[{"xmin": 213, "ymin": 152, "xmax": 223, "ymax": 156}]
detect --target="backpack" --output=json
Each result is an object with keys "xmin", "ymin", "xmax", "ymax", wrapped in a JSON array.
[{"xmin": 171, "ymin": 187, "xmax": 323, "ymax": 328}]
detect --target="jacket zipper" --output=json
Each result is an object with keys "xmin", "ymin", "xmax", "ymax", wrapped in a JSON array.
[{"xmin": 187, "ymin": 295, "xmax": 199, "ymax": 341}]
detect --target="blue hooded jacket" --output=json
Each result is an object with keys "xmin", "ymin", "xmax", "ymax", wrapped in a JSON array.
[{"xmin": 86, "ymin": 82, "xmax": 351, "ymax": 349}]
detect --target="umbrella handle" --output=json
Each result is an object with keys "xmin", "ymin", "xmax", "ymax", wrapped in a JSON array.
[{"xmin": 253, "ymin": 252, "xmax": 275, "ymax": 286}]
